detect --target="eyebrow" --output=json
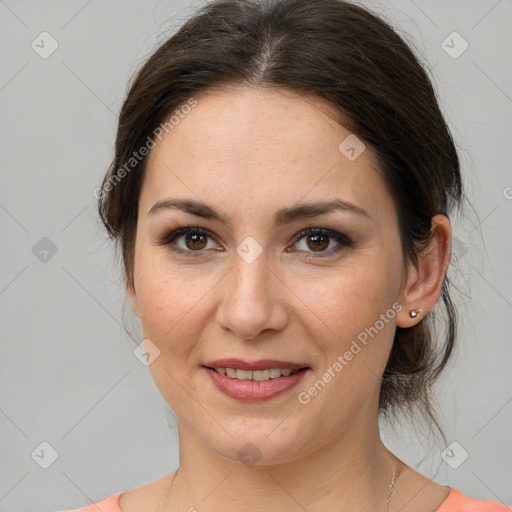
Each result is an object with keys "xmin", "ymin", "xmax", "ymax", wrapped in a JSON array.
[{"xmin": 147, "ymin": 198, "xmax": 369, "ymax": 226}]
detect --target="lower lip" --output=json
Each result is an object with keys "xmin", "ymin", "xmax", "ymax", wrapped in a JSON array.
[{"xmin": 203, "ymin": 366, "xmax": 309, "ymax": 401}]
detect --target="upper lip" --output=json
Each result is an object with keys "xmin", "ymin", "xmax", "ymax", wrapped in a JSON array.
[{"xmin": 203, "ymin": 358, "xmax": 309, "ymax": 371}]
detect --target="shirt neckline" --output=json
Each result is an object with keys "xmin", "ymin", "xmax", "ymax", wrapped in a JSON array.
[{"xmin": 114, "ymin": 486, "xmax": 455, "ymax": 512}]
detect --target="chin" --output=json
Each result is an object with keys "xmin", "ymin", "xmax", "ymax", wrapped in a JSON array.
[{"xmin": 203, "ymin": 418, "xmax": 314, "ymax": 467}]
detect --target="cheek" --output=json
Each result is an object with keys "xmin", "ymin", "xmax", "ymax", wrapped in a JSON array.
[
  {"xmin": 292, "ymin": 268, "xmax": 400, "ymax": 417},
  {"xmin": 293, "ymin": 258, "xmax": 400, "ymax": 339},
  {"xmin": 133, "ymin": 256, "xmax": 215, "ymax": 406},
  {"xmin": 290, "ymin": 252, "xmax": 402, "ymax": 389},
  {"xmin": 133, "ymin": 248, "xmax": 219, "ymax": 341}
]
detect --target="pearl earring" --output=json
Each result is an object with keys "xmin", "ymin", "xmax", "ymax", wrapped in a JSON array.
[{"xmin": 409, "ymin": 308, "xmax": 422, "ymax": 318}]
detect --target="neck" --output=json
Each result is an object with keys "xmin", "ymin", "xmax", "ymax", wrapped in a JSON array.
[{"xmin": 165, "ymin": 413, "xmax": 401, "ymax": 512}]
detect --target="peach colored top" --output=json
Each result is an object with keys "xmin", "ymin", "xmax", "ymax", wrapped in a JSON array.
[{"xmin": 60, "ymin": 487, "xmax": 512, "ymax": 511}]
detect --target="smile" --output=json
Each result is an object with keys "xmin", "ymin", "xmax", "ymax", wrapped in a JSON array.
[{"xmin": 202, "ymin": 365, "xmax": 310, "ymax": 401}]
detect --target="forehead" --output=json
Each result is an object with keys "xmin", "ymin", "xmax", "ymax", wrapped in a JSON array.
[{"xmin": 140, "ymin": 86, "xmax": 392, "ymax": 221}]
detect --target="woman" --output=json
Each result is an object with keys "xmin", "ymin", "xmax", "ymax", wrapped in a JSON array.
[{"xmin": 63, "ymin": 0, "xmax": 510, "ymax": 510}]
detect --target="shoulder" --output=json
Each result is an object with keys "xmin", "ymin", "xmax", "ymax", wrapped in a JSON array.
[
  {"xmin": 57, "ymin": 492, "xmax": 122, "ymax": 512},
  {"xmin": 437, "ymin": 487, "xmax": 512, "ymax": 512},
  {"xmin": 57, "ymin": 472, "xmax": 174, "ymax": 512},
  {"xmin": 117, "ymin": 472, "xmax": 175, "ymax": 512}
]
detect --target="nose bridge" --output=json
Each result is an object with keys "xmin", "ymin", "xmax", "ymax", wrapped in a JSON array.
[
  {"xmin": 232, "ymin": 247, "xmax": 270, "ymax": 299},
  {"xmin": 216, "ymin": 243, "xmax": 288, "ymax": 339},
  {"xmin": 229, "ymin": 232, "xmax": 272, "ymax": 297}
]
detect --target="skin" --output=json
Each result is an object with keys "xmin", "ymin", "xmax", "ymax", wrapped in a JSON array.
[{"xmin": 122, "ymin": 85, "xmax": 452, "ymax": 512}]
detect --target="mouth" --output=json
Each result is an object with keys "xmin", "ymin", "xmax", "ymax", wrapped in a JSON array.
[{"xmin": 202, "ymin": 359, "xmax": 310, "ymax": 401}]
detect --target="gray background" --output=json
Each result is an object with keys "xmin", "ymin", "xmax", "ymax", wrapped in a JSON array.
[{"xmin": 0, "ymin": 0, "xmax": 511, "ymax": 510}]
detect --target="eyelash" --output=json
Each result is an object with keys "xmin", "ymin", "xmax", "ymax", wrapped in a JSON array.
[{"xmin": 155, "ymin": 224, "xmax": 353, "ymax": 259}]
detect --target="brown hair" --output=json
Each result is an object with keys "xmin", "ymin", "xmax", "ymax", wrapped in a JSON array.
[{"xmin": 97, "ymin": 0, "xmax": 463, "ymax": 434}]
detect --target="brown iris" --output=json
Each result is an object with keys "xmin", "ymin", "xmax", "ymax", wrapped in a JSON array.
[
  {"xmin": 186, "ymin": 232, "xmax": 208, "ymax": 250},
  {"xmin": 306, "ymin": 233, "xmax": 329, "ymax": 252}
]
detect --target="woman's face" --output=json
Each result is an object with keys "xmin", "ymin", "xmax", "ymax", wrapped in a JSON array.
[{"xmin": 127, "ymin": 86, "xmax": 409, "ymax": 464}]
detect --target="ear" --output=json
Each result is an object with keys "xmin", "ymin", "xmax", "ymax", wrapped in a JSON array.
[
  {"xmin": 396, "ymin": 214, "xmax": 452, "ymax": 327},
  {"xmin": 126, "ymin": 278, "xmax": 140, "ymax": 318}
]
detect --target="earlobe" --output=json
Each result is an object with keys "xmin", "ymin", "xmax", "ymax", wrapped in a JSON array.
[
  {"xmin": 396, "ymin": 214, "xmax": 452, "ymax": 328},
  {"xmin": 126, "ymin": 278, "xmax": 140, "ymax": 318}
]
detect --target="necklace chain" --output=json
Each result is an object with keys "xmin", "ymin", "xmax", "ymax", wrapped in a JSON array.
[
  {"xmin": 164, "ymin": 462, "xmax": 401, "ymax": 511},
  {"xmin": 387, "ymin": 463, "xmax": 401, "ymax": 511}
]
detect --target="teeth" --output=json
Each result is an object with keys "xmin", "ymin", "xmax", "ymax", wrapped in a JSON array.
[
  {"xmin": 236, "ymin": 369, "xmax": 253, "ymax": 380},
  {"xmin": 213, "ymin": 367, "xmax": 298, "ymax": 380},
  {"xmin": 252, "ymin": 369, "xmax": 269, "ymax": 381}
]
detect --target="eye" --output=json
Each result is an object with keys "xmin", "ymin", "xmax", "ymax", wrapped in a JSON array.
[
  {"xmin": 289, "ymin": 227, "xmax": 352, "ymax": 258},
  {"xmin": 155, "ymin": 226, "xmax": 221, "ymax": 257},
  {"xmin": 156, "ymin": 225, "xmax": 352, "ymax": 259}
]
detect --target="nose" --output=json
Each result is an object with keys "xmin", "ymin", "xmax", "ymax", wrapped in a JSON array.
[{"xmin": 215, "ymin": 249, "xmax": 289, "ymax": 341}]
